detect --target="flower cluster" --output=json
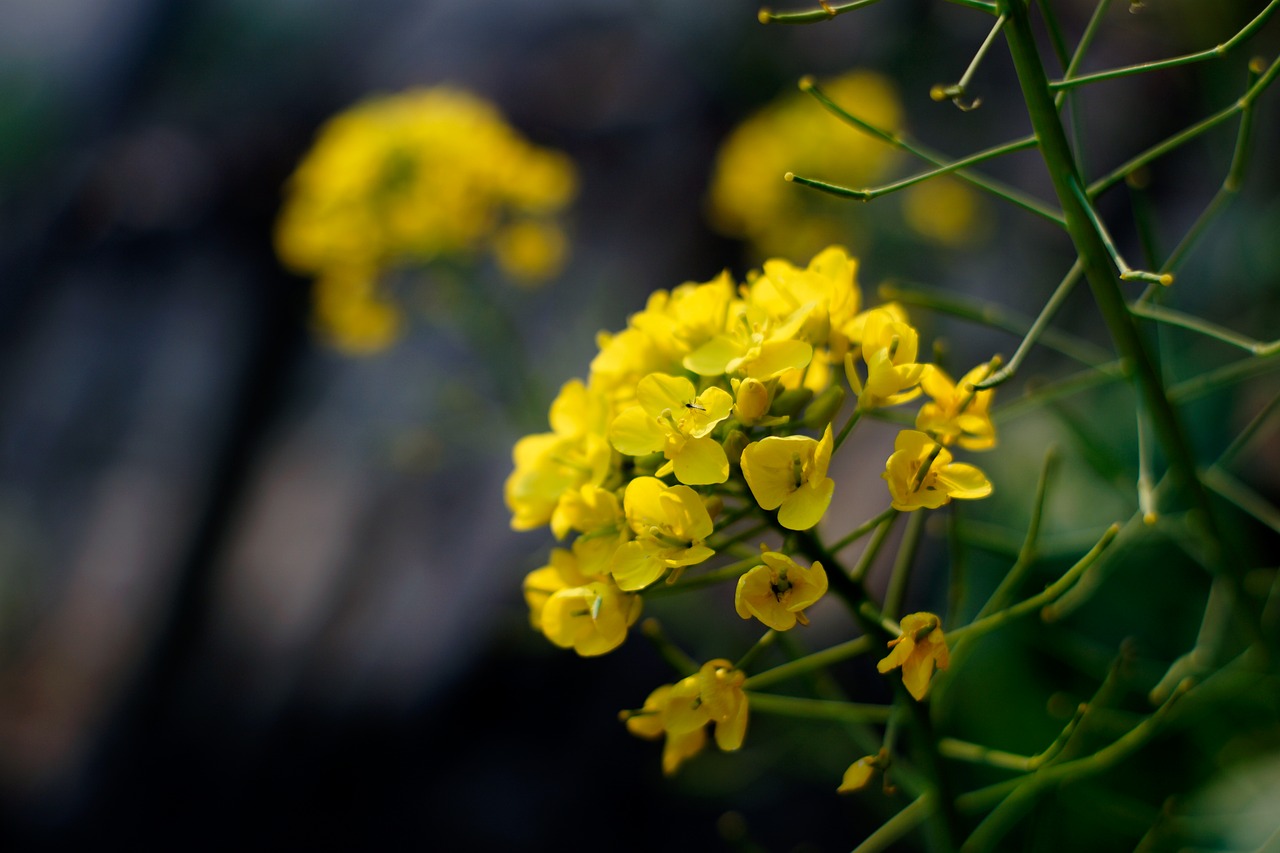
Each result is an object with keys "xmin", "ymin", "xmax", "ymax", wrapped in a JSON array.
[
  {"xmin": 507, "ymin": 245, "xmax": 995, "ymax": 771},
  {"xmin": 276, "ymin": 86, "xmax": 577, "ymax": 351}
]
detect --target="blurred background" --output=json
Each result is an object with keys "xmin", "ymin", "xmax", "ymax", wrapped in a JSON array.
[{"xmin": 0, "ymin": 0, "xmax": 1277, "ymax": 849}]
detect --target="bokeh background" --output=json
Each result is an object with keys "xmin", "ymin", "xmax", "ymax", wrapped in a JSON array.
[{"xmin": 1, "ymin": 0, "xmax": 1277, "ymax": 850}]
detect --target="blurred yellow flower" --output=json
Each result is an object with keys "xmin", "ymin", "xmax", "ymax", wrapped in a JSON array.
[
  {"xmin": 276, "ymin": 86, "xmax": 577, "ymax": 350},
  {"xmin": 708, "ymin": 71, "xmax": 902, "ymax": 259},
  {"xmin": 916, "ymin": 362, "xmax": 997, "ymax": 450}
]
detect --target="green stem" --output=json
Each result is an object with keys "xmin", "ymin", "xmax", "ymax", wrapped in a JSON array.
[
  {"xmin": 992, "ymin": 359, "xmax": 1128, "ymax": 423},
  {"xmin": 1048, "ymin": 0, "xmax": 1280, "ymax": 91},
  {"xmin": 1168, "ymin": 350, "xmax": 1280, "ymax": 402},
  {"xmin": 639, "ymin": 618, "xmax": 699, "ymax": 676},
  {"xmin": 975, "ymin": 447, "xmax": 1057, "ymax": 620},
  {"xmin": 937, "ymin": 737, "xmax": 1033, "ymax": 772},
  {"xmin": 851, "ymin": 792, "xmax": 936, "ymax": 853},
  {"xmin": 880, "ymin": 278, "xmax": 1109, "ymax": 371},
  {"xmin": 884, "ymin": 510, "xmax": 926, "ymax": 619},
  {"xmin": 1129, "ymin": 302, "xmax": 1279, "ymax": 356},
  {"xmin": 975, "ymin": 260, "xmax": 1086, "ymax": 388},
  {"xmin": 801, "ymin": 78, "xmax": 1066, "ymax": 226},
  {"xmin": 833, "ymin": 405, "xmax": 863, "ymax": 451},
  {"xmin": 745, "ymin": 692, "xmax": 892, "ymax": 724},
  {"xmin": 831, "ymin": 507, "xmax": 899, "ymax": 554},
  {"xmin": 787, "ymin": 135, "xmax": 1037, "ymax": 200},
  {"xmin": 932, "ymin": 14, "xmax": 1008, "ymax": 109},
  {"xmin": 849, "ymin": 511, "xmax": 900, "ymax": 585},
  {"xmin": 949, "ymin": 522, "xmax": 1120, "ymax": 646},
  {"xmin": 757, "ymin": 0, "xmax": 885, "ymax": 25},
  {"xmin": 744, "ymin": 635, "xmax": 876, "ymax": 689}
]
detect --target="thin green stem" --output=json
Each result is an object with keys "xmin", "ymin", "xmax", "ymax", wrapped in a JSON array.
[
  {"xmin": 833, "ymin": 405, "xmax": 863, "ymax": 451},
  {"xmin": 975, "ymin": 260, "xmax": 1087, "ymax": 389},
  {"xmin": 787, "ymin": 135, "xmax": 1037, "ymax": 200},
  {"xmin": 992, "ymin": 360, "xmax": 1128, "ymax": 423},
  {"xmin": 975, "ymin": 447, "xmax": 1057, "ymax": 620},
  {"xmin": 744, "ymin": 635, "xmax": 876, "ymax": 689},
  {"xmin": 937, "ymin": 737, "xmax": 1033, "ymax": 772},
  {"xmin": 1054, "ymin": 0, "xmax": 1117, "ymax": 108},
  {"xmin": 831, "ymin": 507, "xmax": 899, "ymax": 554},
  {"xmin": 932, "ymin": 14, "xmax": 1008, "ymax": 109},
  {"xmin": 1216, "ymin": 390, "xmax": 1280, "ymax": 467},
  {"xmin": 1088, "ymin": 56, "xmax": 1280, "ymax": 199},
  {"xmin": 648, "ymin": 554, "xmax": 761, "ymax": 597},
  {"xmin": 949, "ymin": 522, "xmax": 1120, "ymax": 646},
  {"xmin": 639, "ymin": 618, "xmax": 699, "ymax": 676},
  {"xmin": 852, "ymin": 792, "xmax": 936, "ymax": 853},
  {"xmin": 800, "ymin": 78, "xmax": 1066, "ymax": 226},
  {"xmin": 884, "ymin": 510, "xmax": 927, "ymax": 619},
  {"xmin": 1168, "ymin": 350, "xmax": 1280, "ymax": 402},
  {"xmin": 757, "ymin": 0, "xmax": 885, "ymax": 25},
  {"xmin": 1202, "ymin": 466, "xmax": 1280, "ymax": 534},
  {"xmin": 1129, "ymin": 302, "xmax": 1279, "ymax": 356},
  {"xmin": 735, "ymin": 630, "xmax": 777, "ymax": 672},
  {"xmin": 1068, "ymin": 176, "xmax": 1171, "ymax": 285},
  {"xmin": 849, "ymin": 511, "xmax": 900, "ymax": 585},
  {"xmin": 1048, "ymin": 0, "xmax": 1280, "ymax": 91},
  {"xmin": 879, "ymin": 278, "xmax": 1110, "ymax": 371},
  {"xmin": 1136, "ymin": 399, "xmax": 1158, "ymax": 524},
  {"xmin": 747, "ymin": 692, "xmax": 892, "ymax": 724}
]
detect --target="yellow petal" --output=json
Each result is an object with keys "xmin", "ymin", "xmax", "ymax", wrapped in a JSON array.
[
  {"xmin": 609, "ymin": 406, "xmax": 665, "ymax": 456},
  {"xmin": 777, "ymin": 477, "xmax": 834, "ymax": 530},
  {"xmin": 673, "ymin": 436, "xmax": 729, "ymax": 485},
  {"xmin": 935, "ymin": 462, "xmax": 993, "ymax": 499}
]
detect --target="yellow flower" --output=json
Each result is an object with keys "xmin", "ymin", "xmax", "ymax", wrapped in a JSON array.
[
  {"xmin": 697, "ymin": 659, "xmax": 749, "ymax": 751},
  {"xmin": 747, "ymin": 245, "xmax": 862, "ymax": 345},
  {"xmin": 504, "ymin": 380, "xmax": 614, "ymax": 531},
  {"xmin": 310, "ymin": 265, "xmax": 404, "ymax": 353},
  {"xmin": 609, "ymin": 477, "xmax": 715, "ymax": 590},
  {"xmin": 847, "ymin": 308, "xmax": 926, "ymax": 409},
  {"xmin": 915, "ymin": 362, "xmax": 997, "ymax": 450},
  {"xmin": 901, "ymin": 177, "xmax": 986, "ymax": 248},
  {"xmin": 877, "ymin": 612, "xmax": 950, "ymax": 700},
  {"xmin": 540, "ymin": 581, "xmax": 643, "ymax": 657},
  {"xmin": 622, "ymin": 660, "xmax": 748, "ymax": 774},
  {"xmin": 707, "ymin": 71, "xmax": 902, "ymax": 259},
  {"xmin": 523, "ymin": 548, "xmax": 641, "ymax": 657},
  {"xmin": 623, "ymin": 683, "xmax": 709, "ymax": 776},
  {"xmin": 276, "ymin": 86, "xmax": 577, "ymax": 350},
  {"xmin": 682, "ymin": 301, "xmax": 814, "ymax": 382},
  {"xmin": 740, "ymin": 425, "xmax": 835, "ymax": 530},
  {"xmin": 608, "ymin": 373, "xmax": 734, "ymax": 485},
  {"xmin": 735, "ymin": 552, "xmax": 828, "ymax": 631},
  {"xmin": 629, "ymin": 270, "xmax": 738, "ymax": 364},
  {"xmin": 882, "ymin": 429, "xmax": 992, "ymax": 512}
]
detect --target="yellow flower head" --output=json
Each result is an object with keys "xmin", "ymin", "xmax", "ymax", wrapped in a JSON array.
[
  {"xmin": 882, "ymin": 429, "xmax": 992, "ymax": 511},
  {"xmin": 877, "ymin": 611, "xmax": 950, "ymax": 700},
  {"xmin": 523, "ymin": 549, "xmax": 641, "ymax": 657},
  {"xmin": 697, "ymin": 659, "xmax": 749, "ymax": 751},
  {"xmin": 707, "ymin": 71, "xmax": 902, "ymax": 259},
  {"xmin": 735, "ymin": 551, "xmax": 828, "ymax": 631},
  {"xmin": 504, "ymin": 380, "xmax": 614, "ymax": 532},
  {"xmin": 848, "ymin": 308, "xmax": 926, "ymax": 409},
  {"xmin": 683, "ymin": 301, "xmax": 814, "ymax": 382},
  {"xmin": 276, "ymin": 86, "xmax": 577, "ymax": 350},
  {"xmin": 740, "ymin": 425, "xmax": 835, "ymax": 530},
  {"xmin": 622, "ymin": 682, "xmax": 709, "ymax": 776},
  {"xmin": 747, "ymin": 245, "xmax": 862, "ymax": 343},
  {"xmin": 608, "ymin": 373, "xmax": 734, "ymax": 485},
  {"xmin": 915, "ymin": 362, "xmax": 998, "ymax": 451},
  {"xmin": 609, "ymin": 477, "xmax": 715, "ymax": 590}
]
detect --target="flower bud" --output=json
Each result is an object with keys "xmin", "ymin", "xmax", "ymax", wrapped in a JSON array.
[
  {"xmin": 803, "ymin": 385, "xmax": 846, "ymax": 429},
  {"xmin": 722, "ymin": 429, "xmax": 750, "ymax": 467},
  {"xmin": 734, "ymin": 377, "xmax": 770, "ymax": 423},
  {"xmin": 770, "ymin": 387, "xmax": 814, "ymax": 417}
]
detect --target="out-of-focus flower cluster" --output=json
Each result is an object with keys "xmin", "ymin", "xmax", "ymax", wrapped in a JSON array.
[
  {"xmin": 508, "ymin": 244, "xmax": 996, "ymax": 774},
  {"xmin": 276, "ymin": 86, "xmax": 577, "ymax": 352},
  {"xmin": 707, "ymin": 71, "xmax": 982, "ymax": 260}
]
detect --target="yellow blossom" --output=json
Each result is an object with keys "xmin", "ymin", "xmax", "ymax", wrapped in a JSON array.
[
  {"xmin": 608, "ymin": 373, "xmax": 734, "ymax": 485},
  {"xmin": 683, "ymin": 301, "xmax": 814, "ymax": 382},
  {"xmin": 735, "ymin": 551, "xmax": 828, "ymax": 631},
  {"xmin": 623, "ymin": 683, "xmax": 709, "ymax": 776},
  {"xmin": 697, "ymin": 659, "xmax": 749, "ymax": 751},
  {"xmin": 837, "ymin": 755, "xmax": 881, "ymax": 794},
  {"xmin": 877, "ymin": 612, "xmax": 950, "ymax": 700},
  {"xmin": 848, "ymin": 308, "xmax": 926, "ymax": 408},
  {"xmin": 504, "ymin": 380, "xmax": 614, "ymax": 531},
  {"xmin": 707, "ymin": 72, "xmax": 902, "ymax": 259},
  {"xmin": 882, "ymin": 429, "xmax": 992, "ymax": 511},
  {"xmin": 915, "ymin": 362, "xmax": 997, "ymax": 450},
  {"xmin": 747, "ymin": 245, "xmax": 862, "ymax": 345},
  {"xmin": 622, "ymin": 660, "xmax": 748, "ymax": 774},
  {"xmin": 610, "ymin": 477, "xmax": 715, "ymax": 590},
  {"xmin": 740, "ymin": 425, "xmax": 835, "ymax": 530},
  {"xmin": 523, "ymin": 548, "xmax": 641, "ymax": 657}
]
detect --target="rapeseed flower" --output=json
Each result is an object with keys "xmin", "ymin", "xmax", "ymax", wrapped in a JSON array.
[
  {"xmin": 915, "ymin": 362, "xmax": 997, "ymax": 450},
  {"xmin": 735, "ymin": 551, "xmax": 828, "ymax": 630},
  {"xmin": 877, "ymin": 612, "xmax": 950, "ymax": 700},
  {"xmin": 608, "ymin": 373, "xmax": 734, "ymax": 485},
  {"xmin": 610, "ymin": 477, "xmax": 715, "ymax": 590},
  {"xmin": 882, "ymin": 429, "xmax": 992, "ymax": 511},
  {"xmin": 740, "ymin": 425, "xmax": 835, "ymax": 530}
]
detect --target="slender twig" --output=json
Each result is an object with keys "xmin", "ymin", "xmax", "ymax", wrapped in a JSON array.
[
  {"xmin": 831, "ymin": 507, "xmax": 899, "ymax": 554},
  {"xmin": 851, "ymin": 792, "xmax": 936, "ymax": 853},
  {"xmin": 744, "ymin": 635, "xmax": 876, "ymax": 689},
  {"xmin": 884, "ymin": 510, "xmax": 927, "ymax": 619},
  {"xmin": 931, "ymin": 14, "xmax": 1008, "ymax": 110},
  {"xmin": 1129, "ymin": 302, "xmax": 1279, "ymax": 356},
  {"xmin": 1069, "ymin": 176, "xmax": 1172, "ymax": 285},
  {"xmin": 975, "ymin": 260, "xmax": 1087, "ymax": 389},
  {"xmin": 1048, "ymin": 0, "xmax": 1280, "ymax": 91},
  {"xmin": 746, "ymin": 692, "xmax": 892, "ymax": 724},
  {"xmin": 787, "ymin": 135, "xmax": 1037, "ymax": 200},
  {"xmin": 800, "ymin": 77, "xmax": 1066, "ymax": 226},
  {"xmin": 757, "ymin": 0, "xmax": 886, "ymax": 25}
]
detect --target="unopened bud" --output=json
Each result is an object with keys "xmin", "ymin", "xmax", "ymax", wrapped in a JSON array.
[
  {"xmin": 734, "ymin": 377, "xmax": 770, "ymax": 423},
  {"xmin": 722, "ymin": 429, "xmax": 750, "ymax": 467},
  {"xmin": 770, "ymin": 387, "xmax": 813, "ymax": 417},
  {"xmin": 803, "ymin": 384, "xmax": 846, "ymax": 429}
]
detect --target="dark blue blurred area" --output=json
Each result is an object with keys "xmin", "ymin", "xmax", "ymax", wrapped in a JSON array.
[{"xmin": 0, "ymin": 1, "xmax": 1277, "ymax": 850}]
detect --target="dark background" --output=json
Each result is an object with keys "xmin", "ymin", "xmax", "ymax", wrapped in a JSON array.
[{"xmin": 1, "ymin": 1, "xmax": 1277, "ymax": 850}]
